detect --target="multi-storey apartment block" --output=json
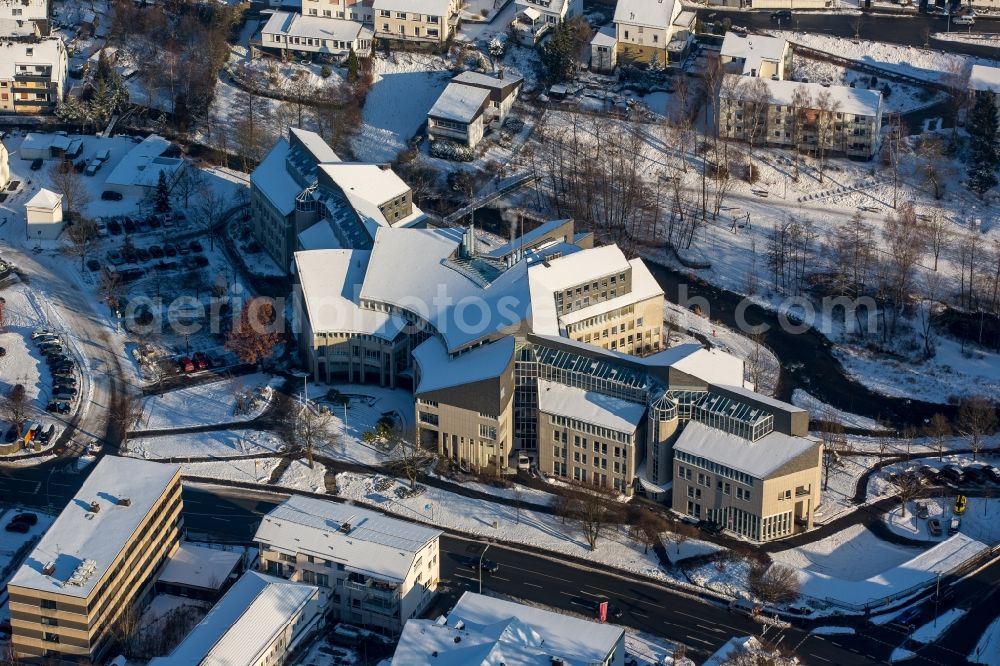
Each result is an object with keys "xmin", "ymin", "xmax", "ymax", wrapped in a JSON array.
[
  {"xmin": 371, "ymin": 0, "xmax": 459, "ymax": 46},
  {"xmin": 0, "ymin": 0, "xmax": 48, "ymax": 37},
  {"xmin": 9, "ymin": 457, "xmax": 182, "ymax": 664},
  {"xmin": 250, "ymin": 128, "xmax": 425, "ymax": 272},
  {"xmin": 0, "ymin": 37, "xmax": 67, "ymax": 115},
  {"xmin": 254, "ymin": 495, "xmax": 442, "ymax": 636}
]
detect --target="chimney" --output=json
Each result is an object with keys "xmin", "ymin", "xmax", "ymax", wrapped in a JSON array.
[
  {"xmin": 89, "ymin": 501, "xmax": 100, "ymax": 513},
  {"xmin": 117, "ymin": 497, "xmax": 131, "ymax": 507},
  {"xmin": 498, "ymin": 67, "xmax": 504, "ymax": 80},
  {"xmin": 42, "ymin": 562, "xmax": 55, "ymax": 576}
]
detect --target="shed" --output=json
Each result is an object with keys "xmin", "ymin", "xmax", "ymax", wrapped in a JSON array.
[
  {"xmin": 590, "ymin": 26, "xmax": 618, "ymax": 73},
  {"xmin": 25, "ymin": 188, "xmax": 64, "ymax": 241}
]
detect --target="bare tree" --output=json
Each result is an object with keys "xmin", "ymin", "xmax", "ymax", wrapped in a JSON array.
[
  {"xmin": 1, "ymin": 384, "xmax": 29, "ymax": 436},
  {"xmin": 568, "ymin": 486, "xmax": 622, "ymax": 551},
  {"xmin": 878, "ymin": 203, "xmax": 927, "ymax": 341},
  {"xmin": 819, "ymin": 420, "xmax": 848, "ymax": 491},
  {"xmin": 881, "ymin": 113, "xmax": 907, "ymax": 209},
  {"xmin": 109, "ymin": 389, "xmax": 145, "ymax": 453},
  {"xmin": 747, "ymin": 562, "xmax": 801, "ymax": 604},
  {"xmin": 746, "ymin": 330, "xmax": 769, "ymax": 393},
  {"xmin": 921, "ymin": 211, "xmax": 953, "ymax": 272},
  {"xmin": 386, "ymin": 427, "xmax": 434, "ymax": 489},
  {"xmin": 64, "ymin": 217, "xmax": 100, "ymax": 272},
  {"xmin": 790, "ymin": 85, "xmax": 813, "ymax": 180},
  {"xmin": 736, "ymin": 76, "xmax": 772, "ymax": 182},
  {"xmin": 195, "ymin": 182, "xmax": 225, "ymax": 251},
  {"xmin": 289, "ymin": 403, "xmax": 338, "ymax": 469},
  {"xmin": 813, "ymin": 90, "xmax": 842, "ymax": 184},
  {"xmin": 108, "ymin": 599, "xmax": 143, "ymax": 658},
  {"xmin": 173, "ymin": 167, "xmax": 203, "ymax": 210},
  {"xmin": 923, "ymin": 419, "xmax": 951, "ymax": 460},
  {"xmin": 48, "ymin": 161, "xmax": 92, "ymax": 217},
  {"xmin": 99, "ymin": 269, "xmax": 124, "ymax": 315},
  {"xmin": 894, "ymin": 472, "xmax": 922, "ymax": 519},
  {"xmin": 915, "ymin": 135, "xmax": 953, "ymax": 201},
  {"xmin": 958, "ymin": 395, "xmax": 998, "ymax": 461}
]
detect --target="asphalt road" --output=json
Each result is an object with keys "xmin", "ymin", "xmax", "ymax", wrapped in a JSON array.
[{"xmin": 696, "ymin": 7, "xmax": 1000, "ymax": 51}]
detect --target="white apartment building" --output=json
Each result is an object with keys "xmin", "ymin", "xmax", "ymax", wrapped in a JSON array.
[
  {"xmin": 371, "ymin": 0, "xmax": 459, "ymax": 45},
  {"xmin": 515, "ymin": 0, "xmax": 582, "ymax": 25},
  {"xmin": 297, "ymin": 0, "xmax": 373, "ymax": 22},
  {"xmin": 254, "ymin": 495, "xmax": 442, "ymax": 636},
  {"xmin": 260, "ymin": 10, "xmax": 373, "ymax": 58},
  {"xmin": 0, "ymin": 37, "xmax": 67, "ymax": 114},
  {"xmin": 0, "ymin": 0, "xmax": 48, "ymax": 37},
  {"xmin": 392, "ymin": 592, "xmax": 626, "ymax": 665},
  {"xmin": 150, "ymin": 571, "xmax": 321, "ymax": 666},
  {"xmin": 720, "ymin": 32, "xmax": 791, "ymax": 79}
]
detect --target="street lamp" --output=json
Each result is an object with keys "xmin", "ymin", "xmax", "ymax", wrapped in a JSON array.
[
  {"xmin": 291, "ymin": 370, "xmax": 310, "ymax": 409},
  {"xmin": 478, "ymin": 544, "xmax": 490, "ymax": 595}
]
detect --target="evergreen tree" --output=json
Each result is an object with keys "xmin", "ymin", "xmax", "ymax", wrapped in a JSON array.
[
  {"xmin": 154, "ymin": 171, "xmax": 171, "ymax": 213},
  {"xmin": 346, "ymin": 47, "xmax": 359, "ymax": 82},
  {"xmin": 539, "ymin": 21, "xmax": 578, "ymax": 84},
  {"xmin": 966, "ymin": 91, "xmax": 999, "ymax": 198}
]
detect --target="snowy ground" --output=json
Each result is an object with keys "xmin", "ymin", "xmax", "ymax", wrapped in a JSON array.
[
  {"xmin": 686, "ymin": 557, "xmax": 754, "ymax": 600},
  {"xmin": 336, "ymin": 471, "xmax": 672, "ymax": 583},
  {"xmin": 296, "ymin": 635, "xmax": 361, "ymax": 666},
  {"xmin": 0, "ymin": 509, "xmax": 54, "ymax": 582},
  {"xmin": 971, "ymin": 615, "xmax": 1000, "ymax": 665},
  {"xmin": 884, "ymin": 496, "xmax": 1000, "ymax": 546},
  {"xmin": 276, "ymin": 459, "xmax": 328, "ymax": 494},
  {"xmin": 139, "ymin": 373, "xmax": 279, "ymax": 430},
  {"xmin": 911, "ymin": 607, "xmax": 965, "ymax": 644},
  {"xmin": 306, "ymin": 382, "xmax": 415, "ymax": 466},
  {"xmin": 662, "ymin": 534, "xmax": 724, "ymax": 562},
  {"xmin": 127, "ymin": 429, "xmax": 285, "ymax": 460},
  {"xmin": 179, "ymin": 457, "xmax": 280, "ymax": 484},
  {"xmin": 793, "ymin": 390, "xmax": 888, "ymax": 431},
  {"xmin": 816, "ymin": 454, "xmax": 879, "ymax": 524},
  {"xmin": 352, "ymin": 53, "xmax": 451, "ymax": 162}
]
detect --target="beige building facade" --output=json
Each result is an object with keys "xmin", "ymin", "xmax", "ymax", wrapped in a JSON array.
[
  {"xmin": 9, "ymin": 458, "xmax": 183, "ymax": 664},
  {"xmin": 371, "ymin": 0, "xmax": 458, "ymax": 45}
]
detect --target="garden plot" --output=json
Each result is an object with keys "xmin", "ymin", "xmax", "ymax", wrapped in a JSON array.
[
  {"xmin": 127, "ymin": 429, "xmax": 285, "ymax": 460},
  {"xmin": 139, "ymin": 373, "xmax": 280, "ymax": 430},
  {"xmin": 336, "ymin": 471, "xmax": 672, "ymax": 583}
]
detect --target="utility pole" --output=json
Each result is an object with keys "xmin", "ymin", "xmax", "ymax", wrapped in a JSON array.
[{"xmin": 478, "ymin": 544, "xmax": 490, "ymax": 594}]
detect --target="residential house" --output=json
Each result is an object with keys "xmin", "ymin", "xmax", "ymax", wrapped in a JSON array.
[
  {"xmin": 590, "ymin": 25, "xmax": 617, "ymax": 73},
  {"xmin": 0, "ymin": 0, "xmax": 48, "ymax": 37},
  {"xmin": 371, "ymin": 0, "xmax": 459, "ymax": 46},
  {"xmin": 260, "ymin": 10, "xmax": 373, "ymax": 58},
  {"xmin": 24, "ymin": 187, "xmax": 62, "ymax": 241},
  {"xmin": 391, "ymin": 592, "xmax": 626, "ymax": 665},
  {"xmin": 718, "ymin": 72, "xmax": 883, "ymax": 159},
  {"xmin": 9, "ymin": 457, "xmax": 183, "ymax": 664},
  {"xmin": 0, "ymin": 37, "xmax": 67, "ymax": 114},
  {"xmin": 149, "ymin": 571, "xmax": 321, "ymax": 666},
  {"xmin": 427, "ymin": 71, "xmax": 522, "ymax": 147},
  {"xmin": 102, "ymin": 134, "xmax": 185, "ymax": 199},
  {"xmin": 970, "ymin": 63, "xmax": 1000, "ymax": 122},
  {"xmin": 720, "ymin": 32, "xmax": 791, "ymax": 79},
  {"xmin": 298, "ymin": 0, "xmax": 373, "ymax": 22},
  {"xmin": 514, "ymin": 0, "xmax": 582, "ymax": 26},
  {"xmin": 510, "ymin": 7, "xmax": 549, "ymax": 45},
  {"xmin": 254, "ymin": 495, "xmax": 442, "ymax": 636},
  {"xmin": 613, "ymin": 0, "xmax": 685, "ymax": 66}
]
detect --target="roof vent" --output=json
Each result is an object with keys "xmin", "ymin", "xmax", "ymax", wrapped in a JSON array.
[
  {"xmin": 42, "ymin": 562, "xmax": 55, "ymax": 576},
  {"xmin": 454, "ymin": 636, "xmax": 462, "ymax": 644},
  {"xmin": 454, "ymin": 620, "xmax": 465, "ymax": 630},
  {"xmin": 89, "ymin": 501, "xmax": 100, "ymax": 513},
  {"xmin": 117, "ymin": 497, "xmax": 131, "ymax": 507},
  {"xmin": 341, "ymin": 522, "xmax": 352, "ymax": 534},
  {"xmin": 432, "ymin": 651, "xmax": 438, "ymax": 658},
  {"xmin": 551, "ymin": 658, "xmax": 566, "ymax": 666}
]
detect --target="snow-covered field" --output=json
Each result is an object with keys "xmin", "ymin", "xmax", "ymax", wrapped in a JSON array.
[
  {"xmin": 686, "ymin": 556, "xmax": 753, "ymax": 600},
  {"xmin": 179, "ymin": 457, "xmax": 280, "ymax": 483},
  {"xmin": 663, "ymin": 534, "xmax": 724, "ymax": 562},
  {"xmin": 0, "ymin": 282, "xmax": 53, "ymax": 431},
  {"xmin": 140, "ymin": 373, "xmax": 280, "ymax": 430},
  {"xmin": 128, "ymin": 429, "xmax": 285, "ymax": 460},
  {"xmin": 336, "ymin": 471, "xmax": 671, "ymax": 583},
  {"xmin": 352, "ymin": 53, "xmax": 451, "ymax": 162},
  {"xmin": 276, "ymin": 459, "xmax": 328, "ymax": 493},
  {"xmin": 772, "ymin": 524, "xmax": 919, "ymax": 583},
  {"xmin": 793, "ymin": 390, "xmax": 887, "ymax": 431}
]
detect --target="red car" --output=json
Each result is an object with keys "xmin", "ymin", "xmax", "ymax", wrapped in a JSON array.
[
  {"xmin": 179, "ymin": 357, "xmax": 195, "ymax": 373},
  {"xmin": 193, "ymin": 352, "xmax": 209, "ymax": 370}
]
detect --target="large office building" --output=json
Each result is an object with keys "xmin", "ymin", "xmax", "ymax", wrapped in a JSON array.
[
  {"xmin": 254, "ymin": 495, "xmax": 441, "ymax": 635},
  {"xmin": 8, "ymin": 457, "xmax": 183, "ymax": 663}
]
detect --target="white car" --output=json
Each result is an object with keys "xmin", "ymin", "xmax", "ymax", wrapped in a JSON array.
[{"xmin": 953, "ymin": 14, "xmax": 975, "ymax": 24}]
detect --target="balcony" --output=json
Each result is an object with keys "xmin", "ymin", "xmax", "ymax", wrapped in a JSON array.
[
  {"xmin": 795, "ymin": 488, "xmax": 810, "ymax": 498},
  {"xmin": 344, "ymin": 578, "xmax": 370, "ymax": 593}
]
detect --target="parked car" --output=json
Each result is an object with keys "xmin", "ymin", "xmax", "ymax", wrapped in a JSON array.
[
  {"xmin": 74, "ymin": 159, "xmax": 87, "ymax": 173},
  {"xmin": 941, "ymin": 464, "xmax": 965, "ymax": 484},
  {"xmin": 164, "ymin": 243, "xmax": 178, "ymax": 257},
  {"xmin": 949, "ymin": 517, "xmax": 961, "ymax": 535},
  {"xmin": 0, "ymin": 347, "xmax": 5, "ymax": 357},
  {"xmin": 12, "ymin": 512, "xmax": 37, "ymax": 526},
  {"xmin": 84, "ymin": 159, "xmax": 102, "ymax": 176},
  {"xmin": 149, "ymin": 245, "xmax": 164, "ymax": 259},
  {"xmin": 29, "ymin": 158, "xmax": 43, "ymax": 171},
  {"xmin": 5, "ymin": 522, "xmax": 29, "ymax": 533},
  {"xmin": 928, "ymin": 518, "xmax": 943, "ymax": 536},
  {"xmin": 107, "ymin": 220, "xmax": 123, "ymax": 235},
  {"xmin": 916, "ymin": 502, "xmax": 930, "ymax": 519},
  {"xmin": 179, "ymin": 357, "xmax": 195, "ymax": 373},
  {"xmin": 32, "ymin": 329, "xmax": 55, "ymax": 339},
  {"xmin": 178, "ymin": 243, "xmax": 190, "ymax": 256},
  {"xmin": 86, "ymin": 259, "xmax": 101, "ymax": 272},
  {"xmin": 987, "ymin": 466, "xmax": 1000, "ymax": 484},
  {"xmin": 895, "ymin": 606, "xmax": 922, "ymax": 631},
  {"xmin": 770, "ymin": 9, "xmax": 792, "ymax": 20},
  {"xmin": 192, "ymin": 352, "xmax": 209, "ymax": 370},
  {"xmin": 108, "ymin": 251, "xmax": 125, "ymax": 266},
  {"xmin": 37, "ymin": 425, "xmax": 55, "ymax": 444},
  {"xmin": 136, "ymin": 248, "xmax": 151, "ymax": 262},
  {"xmin": 147, "ymin": 216, "xmax": 162, "ymax": 229},
  {"xmin": 95, "ymin": 148, "xmax": 112, "ymax": 162},
  {"xmin": 122, "ymin": 248, "xmax": 137, "ymax": 263},
  {"xmin": 953, "ymin": 14, "xmax": 975, "ymax": 24},
  {"xmin": 964, "ymin": 465, "xmax": 988, "ymax": 484},
  {"xmin": 122, "ymin": 218, "xmax": 137, "ymax": 234},
  {"xmin": 189, "ymin": 240, "xmax": 203, "ymax": 252},
  {"xmin": 46, "ymin": 401, "xmax": 70, "ymax": 414},
  {"xmin": 471, "ymin": 558, "xmax": 499, "ymax": 574},
  {"xmin": 101, "ymin": 191, "xmax": 124, "ymax": 201},
  {"xmin": 193, "ymin": 255, "xmax": 209, "ymax": 268}
]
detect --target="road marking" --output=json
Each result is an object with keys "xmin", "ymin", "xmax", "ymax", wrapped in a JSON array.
[
  {"xmin": 807, "ymin": 654, "xmax": 831, "ymax": 663},
  {"xmin": 523, "ymin": 582, "xmax": 543, "ymax": 588},
  {"xmin": 685, "ymin": 635, "xmax": 714, "ymax": 647},
  {"xmin": 502, "ymin": 564, "xmax": 572, "ymax": 583},
  {"xmin": 696, "ymin": 623, "xmax": 726, "ymax": 634},
  {"xmin": 492, "ymin": 576, "xmax": 510, "ymax": 581},
  {"xmin": 452, "ymin": 573, "xmax": 477, "ymax": 581},
  {"xmin": 632, "ymin": 611, "xmax": 648, "ymax": 618},
  {"xmin": 633, "ymin": 598, "xmax": 666, "ymax": 609}
]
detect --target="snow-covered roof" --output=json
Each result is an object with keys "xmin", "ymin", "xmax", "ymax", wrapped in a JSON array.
[
  {"xmin": 0, "ymin": 38, "xmax": 64, "ymax": 81},
  {"xmin": 673, "ymin": 9, "xmax": 696, "ymax": 27},
  {"xmin": 297, "ymin": 219, "xmax": 342, "ymax": 251},
  {"xmin": 673, "ymin": 421, "xmax": 817, "ymax": 479},
  {"xmin": 372, "ymin": 0, "xmax": 452, "ymax": 16},
  {"xmin": 251, "ymin": 138, "xmax": 301, "ymax": 217},
  {"xmin": 642, "ymin": 344, "xmax": 744, "ymax": 386},
  {"xmin": 482, "ymin": 219, "xmax": 574, "ymax": 260},
  {"xmin": 528, "ymin": 244, "xmax": 633, "ymax": 336},
  {"xmin": 391, "ymin": 592, "xmax": 624, "ymax": 666},
  {"xmin": 590, "ymin": 25, "xmax": 617, "ymax": 48},
  {"xmin": 720, "ymin": 32, "xmax": 787, "ymax": 76},
  {"xmin": 559, "ymin": 258, "xmax": 662, "ymax": 328},
  {"xmin": 295, "ymin": 248, "xmax": 408, "ymax": 340},
  {"xmin": 290, "ymin": 127, "xmax": 341, "ymax": 164},
  {"xmin": 320, "ymin": 162, "xmax": 410, "ymax": 207},
  {"xmin": 970, "ymin": 64, "xmax": 1000, "ymax": 93},
  {"xmin": 104, "ymin": 134, "xmax": 184, "ymax": 189},
  {"xmin": 452, "ymin": 70, "xmax": 524, "ymax": 91},
  {"xmin": 10, "ymin": 457, "xmax": 180, "ymax": 598},
  {"xmin": 710, "ymin": 382, "xmax": 806, "ymax": 415},
  {"xmin": 722, "ymin": 74, "xmax": 882, "ymax": 117},
  {"xmin": 157, "ymin": 543, "xmax": 242, "ymax": 591},
  {"xmin": 150, "ymin": 571, "xmax": 318, "ymax": 666},
  {"xmin": 537, "ymin": 378, "xmax": 645, "ymax": 433},
  {"xmin": 254, "ymin": 495, "xmax": 441, "ymax": 583},
  {"xmin": 261, "ymin": 10, "xmax": 369, "ymax": 44},
  {"xmin": 25, "ymin": 188, "xmax": 61, "ymax": 210},
  {"xmin": 0, "ymin": 0, "xmax": 46, "ymax": 22},
  {"xmin": 520, "ymin": 6, "xmax": 541, "ymax": 20},
  {"xmin": 428, "ymin": 81, "xmax": 489, "ymax": 124},
  {"xmin": 515, "ymin": 0, "xmax": 568, "ymax": 18},
  {"xmin": 703, "ymin": 636, "xmax": 765, "ymax": 666},
  {"xmin": 413, "ymin": 335, "xmax": 515, "ymax": 395},
  {"xmin": 614, "ymin": 0, "xmax": 676, "ymax": 29}
]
